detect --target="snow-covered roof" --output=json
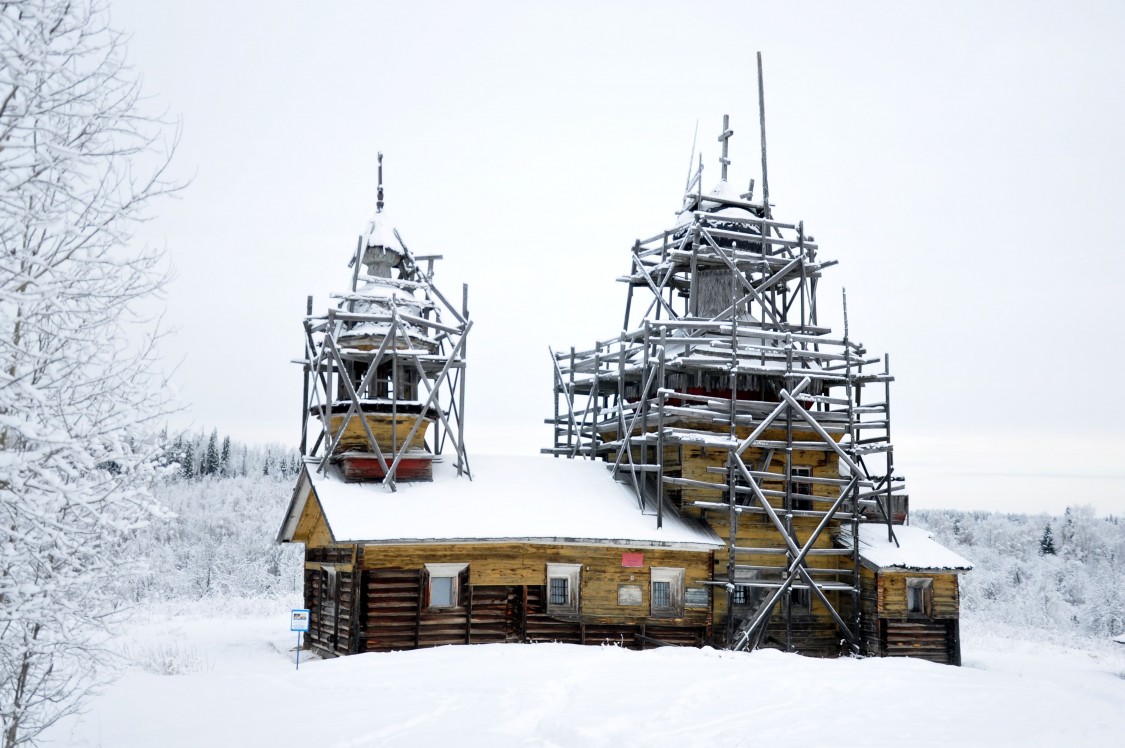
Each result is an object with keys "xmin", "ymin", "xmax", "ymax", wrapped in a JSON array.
[
  {"xmin": 1115, "ymin": 634, "xmax": 1125, "ymax": 645},
  {"xmin": 279, "ymin": 454, "xmax": 722, "ymax": 550},
  {"xmin": 836, "ymin": 524, "xmax": 973, "ymax": 572}
]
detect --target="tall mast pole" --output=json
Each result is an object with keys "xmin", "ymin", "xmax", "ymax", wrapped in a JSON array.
[{"xmin": 757, "ymin": 52, "xmax": 770, "ymax": 219}]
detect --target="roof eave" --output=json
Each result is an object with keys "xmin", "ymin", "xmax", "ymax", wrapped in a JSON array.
[{"xmin": 334, "ymin": 536, "xmax": 723, "ymax": 552}]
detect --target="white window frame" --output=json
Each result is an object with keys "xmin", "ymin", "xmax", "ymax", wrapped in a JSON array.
[
  {"xmin": 906, "ymin": 577, "xmax": 934, "ymax": 616},
  {"xmin": 546, "ymin": 563, "xmax": 581, "ymax": 614},
  {"xmin": 650, "ymin": 567, "xmax": 685, "ymax": 618},
  {"xmin": 424, "ymin": 562, "xmax": 467, "ymax": 609}
]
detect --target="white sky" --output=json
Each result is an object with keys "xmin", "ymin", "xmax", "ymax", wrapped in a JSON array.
[{"xmin": 111, "ymin": 0, "xmax": 1125, "ymax": 515}]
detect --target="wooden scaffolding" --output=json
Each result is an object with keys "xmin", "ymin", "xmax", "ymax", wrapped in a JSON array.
[
  {"xmin": 299, "ymin": 153, "xmax": 471, "ymax": 489},
  {"xmin": 545, "ymin": 57, "xmax": 904, "ymax": 653}
]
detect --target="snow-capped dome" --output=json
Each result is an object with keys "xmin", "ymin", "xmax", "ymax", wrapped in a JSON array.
[{"xmin": 676, "ymin": 180, "xmax": 756, "ymax": 226}]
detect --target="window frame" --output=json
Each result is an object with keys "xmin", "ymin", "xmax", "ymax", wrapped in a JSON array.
[
  {"xmin": 546, "ymin": 563, "xmax": 581, "ymax": 615},
  {"xmin": 906, "ymin": 577, "xmax": 934, "ymax": 617},
  {"xmin": 789, "ymin": 585, "xmax": 812, "ymax": 612},
  {"xmin": 424, "ymin": 562, "xmax": 468, "ymax": 609},
  {"xmin": 650, "ymin": 567, "xmax": 685, "ymax": 618},
  {"xmin": 791, "ymin": 466, "xmax": 813, "ymax": 511},
  {"xmin": 685, "ymin": 587, "xmax": 710, "ymax": 609}
]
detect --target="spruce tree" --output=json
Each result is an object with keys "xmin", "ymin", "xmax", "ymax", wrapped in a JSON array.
[
  {"xmin": 203, "ymin": 429, "xmax": 220, "ymax": 476},
  {"xmin": 180, "ymin": 443, "xmax": 195, "ymax": 480},
  {"xmin": 220, "ymin": 436, "xmax": 231, "ymax": 477},
  {"xmin": 1039, "ymin": 524, "xmax": 1058, "ymax": 556}
]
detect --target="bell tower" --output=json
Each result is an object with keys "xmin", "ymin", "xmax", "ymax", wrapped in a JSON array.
[{"xmin": 299, "ymin": 154, "xmax": 471, "ymax": 487}]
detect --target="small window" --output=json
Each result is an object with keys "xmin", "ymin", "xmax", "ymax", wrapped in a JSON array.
[
  {"xmin": 549, "ymin": 577, "xmax": 568, "ymax": 605},
  {"xmin": 685, "ymin": 587, "xmax": 709, "ymax": 609},
  {"xmin": 789, "ymin": 586, "xmax": 811, "ymax": 612},
  {"xmin": 792, "ymin": 467, "xmax": 813, "ymax": 511},
  {"xmin": 546, "ymin": 563, "xmax": 581, "ymax": 614},
  {"xmin": 732, "ymin": 585, "xmax": 749, "ymax": 605},
  {"xmin": 906, "ymin": 578, "xmax": 933, "ymax": 616},
  {"xmin": 424, "ymin": 563, "xmax": 467, "ymax": 609},
  {"xmin": 650, "ymin": 567, "xmax": 685, "ymax": 618}
]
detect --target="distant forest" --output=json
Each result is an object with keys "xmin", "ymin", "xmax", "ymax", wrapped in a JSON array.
[
  {"xmin": 160, "ymin": 428, "xmax": 303, "ymax": 480},
  {"xmin": 120, "ymin": 431, "xmax": 306, "ymax": 604},
  {"xmin": 916, "ymin": 507, "xmax": 1124, "ymax": 640},
  {"xmin": 134, "ymin": 433, "xmax": 1125, "ymax": 644}
]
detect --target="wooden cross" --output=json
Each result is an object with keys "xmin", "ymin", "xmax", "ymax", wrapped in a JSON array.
[
  {"xmin": 376, "ymin": 151, "xmax": 385, "ymax": 213},
  {"xmin": 717, "ymin": 114, "xmax": 733, "ymax": 181}
]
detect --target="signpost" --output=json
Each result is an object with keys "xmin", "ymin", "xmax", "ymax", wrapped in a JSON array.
[{"xmin": 291, "ymin": 609, "xmax": 310, "ymax": 670}]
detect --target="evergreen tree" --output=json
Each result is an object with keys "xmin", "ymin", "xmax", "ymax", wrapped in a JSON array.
[
  {"xmin": 203, "ymin": 429, "xmax": 220, "ymax": 476},
  {"xmin": 220, "ymin": 436, "xmax": 231, "ymax": 477},
  {"xmin": 179, "ymin": 440, "xmax": 195, "ymax": 480},
  {"xmin": 1039, "ymin": 524, "xmax": 1057, "ymax": 556}
]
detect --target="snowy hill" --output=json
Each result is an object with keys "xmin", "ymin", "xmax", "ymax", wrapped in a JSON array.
[{"xmin": 41, "ymin": 602, "xmax": 1125, "ymax": 748}]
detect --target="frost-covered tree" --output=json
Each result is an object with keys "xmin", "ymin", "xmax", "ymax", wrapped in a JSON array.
[
  {"xmin": 915, "ymin": 507, "xmax": 1125, "ymax": 640},
  {"xmin": 0, "ymin": 1, "xmax": 179, "ymax": 744}
]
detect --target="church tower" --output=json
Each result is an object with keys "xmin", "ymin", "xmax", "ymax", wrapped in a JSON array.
[{"xmin": 299, "ymin": 154, "xmax": 471, "ymax": 487}]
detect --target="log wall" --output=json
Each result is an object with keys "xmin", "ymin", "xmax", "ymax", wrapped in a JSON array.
[
  {"xmin": 361, "ymin": 571, "xmax": 709, "ymax": 653},
  {"xmin": 860, "ymin": 566, "xmax": 962, "ymax": 665},
  {"xmin": 304, "ymin": 545, "xmax": 360, "ymax": 657},
  {"xmin": 360, "ymin": 542, "xmax": 713, "ymax": 625}
]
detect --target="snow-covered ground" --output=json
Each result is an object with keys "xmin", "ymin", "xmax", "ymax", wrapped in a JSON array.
[{"xmin": 43, "ymin": 600, "xmax": 1125, "ymax": 748}]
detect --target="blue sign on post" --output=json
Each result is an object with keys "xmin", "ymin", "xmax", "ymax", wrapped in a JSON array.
[{"xmin": 291, "ymin": 609, "xmax": 310, "ymax": 670}]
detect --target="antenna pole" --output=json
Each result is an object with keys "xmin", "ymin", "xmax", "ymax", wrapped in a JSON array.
[{"xmin": 756, "ymin": 52, "xmax": 770, "ymax": 218}]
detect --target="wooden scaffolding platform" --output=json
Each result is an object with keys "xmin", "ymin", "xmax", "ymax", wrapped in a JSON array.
[{"xmin": 544, "ymin": 57, "xmax": 904, "ymax": 653}]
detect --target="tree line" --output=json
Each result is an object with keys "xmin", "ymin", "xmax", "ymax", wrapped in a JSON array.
[{"xmin": 160, "ymin": 429, "xmax": 303, "ymax": 481}]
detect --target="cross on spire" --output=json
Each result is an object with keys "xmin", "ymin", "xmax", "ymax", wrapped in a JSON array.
[
  {"xmin": 717, "ymin": 114, "xmax": 733, "ymax": 181},
  {"xmin": 376, "ymin": 152, "xmax": 385, "ymax": 213}
]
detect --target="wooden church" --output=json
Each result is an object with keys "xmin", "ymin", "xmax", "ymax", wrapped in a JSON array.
[{"xmin": 277, "ymin": 72, "xmax": 970, "ymax": 664}]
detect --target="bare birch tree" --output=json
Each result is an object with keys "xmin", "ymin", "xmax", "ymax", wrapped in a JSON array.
[{"xmin": 0, "ymin": 1, "xmax": 180, "ymax": 744}]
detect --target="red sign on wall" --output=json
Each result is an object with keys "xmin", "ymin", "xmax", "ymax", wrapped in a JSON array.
[{"xmin": 621, "ymin": 553, "xmax": 644, "ymax": 568}]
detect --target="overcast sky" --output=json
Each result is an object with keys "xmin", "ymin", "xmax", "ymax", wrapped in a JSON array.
[{"xmin": 112, "ymin": 0, "xmax": 1125, "ymax": 515}]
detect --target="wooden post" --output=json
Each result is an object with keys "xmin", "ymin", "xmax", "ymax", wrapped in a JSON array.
[
  {"xmin": 459, "ymin": 283, "xmax": 469, "ymax": 476},
  {"xmin": 466, "ymin": 584, "xmax": 473, "ymax": 645},
  {"xmin": 300, "ymin": 295, "xmax": 313, "ymax": 455},
  {"xmin": 415, "ymin": 569, "xmax": 424, "ymax": 649},
  {"xmin": 351, "ymin": 235, "xmax": 363, "ymax": 295}
]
